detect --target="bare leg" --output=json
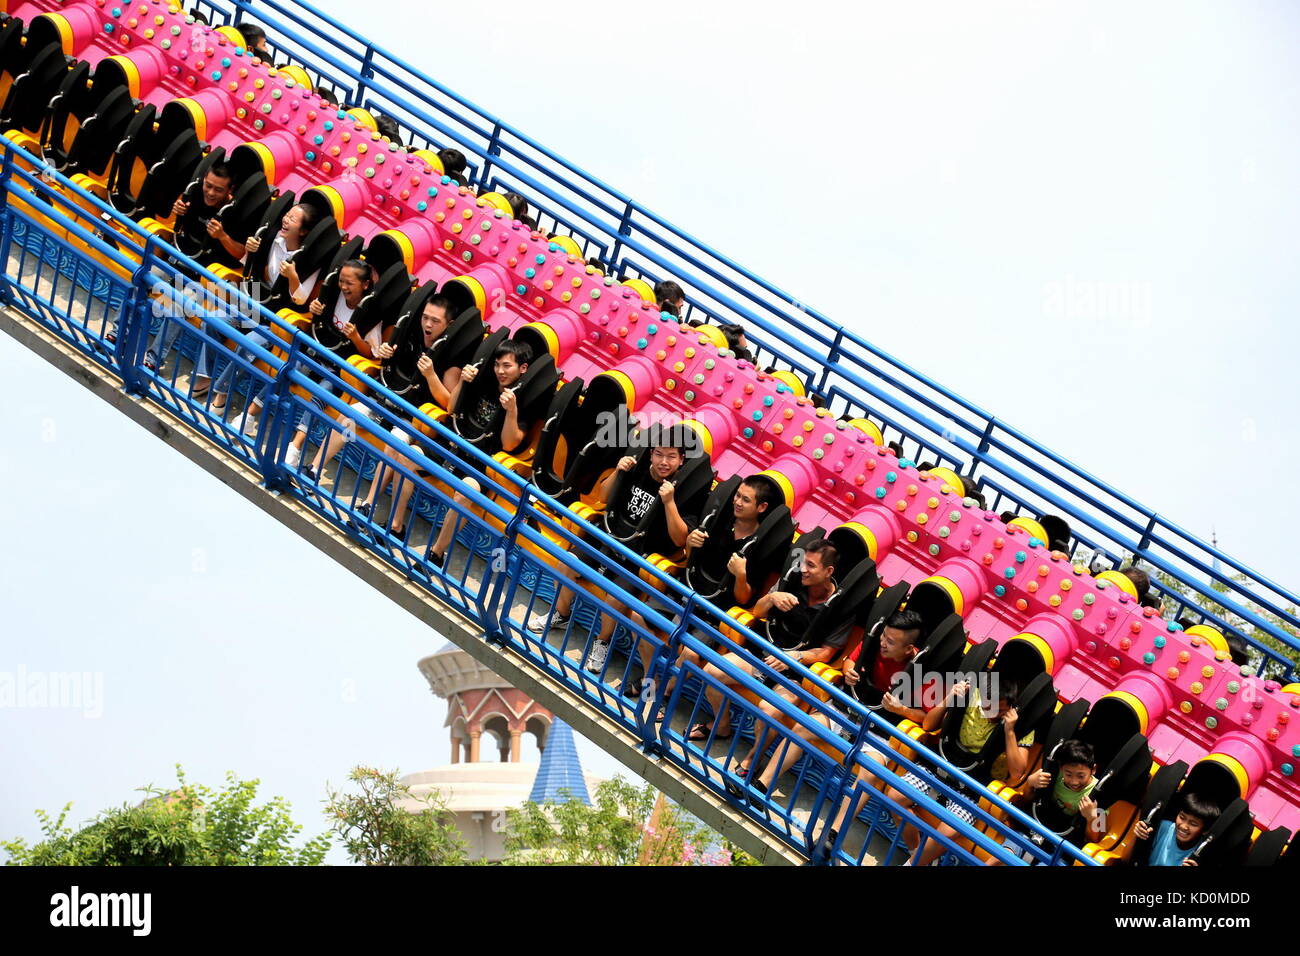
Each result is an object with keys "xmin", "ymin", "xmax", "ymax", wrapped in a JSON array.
[
  {"xmin": 388, "ymin": 462, "xmax": 418, "ymax": 531},
  {"xmin": 657, "ymin": 646, "xmax": 702, "ymax": 711},
  {"xmin": 310, "ymin": 420, "xmax": 351, "ymax": 473},
  {"xmin": 429, "ymin": 478, "xmax": 480, "ymax": 560},
  {"xmin": 739, "ymin": 694, "xmax": 791, "ymax": 771},
  {"xmin": 911, "ymin": 821, "xmax": 957, "ymax": 867},
  {"xmin": 699, "ymin": 653, "xmax": 755, "ymax": 735},
  {"xmin": 755, "ymin": 712, "xmax": 830, "ymax": 790}
]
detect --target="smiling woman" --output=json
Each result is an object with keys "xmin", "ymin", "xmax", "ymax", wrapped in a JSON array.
[{"xmin": 2, "ymin": 0, "xmax": 1297, "ymax": 869}]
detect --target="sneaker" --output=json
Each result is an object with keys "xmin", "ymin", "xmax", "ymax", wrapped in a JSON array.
[
  {"xmin": 143, "ymin": 351, "xmax": 157, "ymax": 372},
  {"xmin": 583, "ymin": 640, "xmax": 609, "ymax": 675},
  {"xmin": 285, "ymin": 444, "xmax": 301, "ymax": 468},
  {"xmin": 527, "ymin": 613, "xmax": 570, "ymax": 635},
  {"xmin": 230, "ymin": 412, "xmax": 259, "ymax": 436},
  {"xmin": 301, "ymin": 465, "xmax": 318, "ymax": 484},
  {"xmin": 105, "ymin": 329, "xmax": 117, "ymax": 345},
  {"xmin": 346, "ymin": 501, "xmax": 374, "ymax": 533}
]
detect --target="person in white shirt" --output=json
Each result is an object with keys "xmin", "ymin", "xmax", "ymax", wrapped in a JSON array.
[
  {"xmin": 248, "ymin": 202, "xmax": 322, "ymax": 307},
  {"xmin": 211, "ymin": 203, "xmax": 325, "ymax": 434},
  {"xmin": 288, "ymin": 261, "xmax": 397, "ymax": 473}
]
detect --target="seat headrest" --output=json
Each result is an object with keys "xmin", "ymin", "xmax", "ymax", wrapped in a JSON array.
[
  {"xmin": 1093, "ymin": 732, "xmax": 1152, "ymax": 808},
  {"xmin": 906, "ymin": 610, "xmax": 961, "ymax": 677}
]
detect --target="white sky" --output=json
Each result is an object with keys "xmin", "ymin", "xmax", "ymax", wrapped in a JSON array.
[{"xmin": 2, "ymin": 0, "xmax": 1298, "ymax": 859}]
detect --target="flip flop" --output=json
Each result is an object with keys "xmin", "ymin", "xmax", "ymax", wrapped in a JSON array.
[{"xmin": 687, "ymin": 723, "xmax": 733, "ymax": 742}]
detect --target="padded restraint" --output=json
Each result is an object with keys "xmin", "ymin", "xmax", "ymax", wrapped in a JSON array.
[
  {"xmin": 1091, "ymin": 732, "xmax": 1153, "ymax": 808},
  {"xmin": 600, "ymin": 429, "xmax": 714, "ymax": 549},
  {"xmin": 241, "ymin": 190, "xmax": 295, "ymax": 289},
  {"xmin": 1127, "ymin": 761, "xmax": 1189, "ymax": 867},
  {"xmin": 539, "ymin": 372, "xmax": 629, "ymax": 488},
  {"xmin": 131, "ymin": 129, "xmax": 202, "ymax": 220},
  {"xmin": 1192, "ymin": 798, "xmax": 1253, "ymax": 866},
  {"xmin": 259, "ymin": 215, "xmax": 344, "ymax": 312},
  {"xmin": 39, "ymin": 58, "xmax": 92, "ymax": 168},
  {"xmin": 106, "ymin": 102, "xmax": 159, "ymax": 213},
  {"xmin": 531, "ymin": 379, "xmax": 636, "ymax": 504},
  {"xmin": 685, "ymin": 475, "xmax": 795, "ymax": 605},
  {"xmin": 377, "ymin": 283, "xmax": 485, "ymax": 411},
  {"xmin": 64, "ymin": 85, "xmax": 134, "ymax": 177},
  {"xmin": 2, "ymin": 41, "xmax": 68, "ymax": 134},
  {"xmin": 936, "ymin": 668, "xmax": 1056, "ymax": 781},
  {"xmin": 1246, "ymin": 826, "xmax": 1292, "ymax": 866},
  {"xmin": 761, "ymin": 557, "xmax": 880, "ymax": 653},
  {"xmin": 450, "ymin": 329, "xmax": 561, "ymax": 454}
]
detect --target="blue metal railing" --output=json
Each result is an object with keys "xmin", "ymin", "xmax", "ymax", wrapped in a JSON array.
[
  {"xmin": 0, "ymin": 136, "xmax": 1098, "ymax": 866},
  {"xmin": 169, "ymin": 0, "xmax": 1298, "ymax": 669}
]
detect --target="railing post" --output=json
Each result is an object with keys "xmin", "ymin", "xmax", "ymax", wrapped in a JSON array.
[
  {"xmin": 256, "ymin": 331, "xmax": 300, "ymax": 491},
  {"xmin": 0, "ymin": 147, "xmax": 16, "ymax": 306},
  {"xmin": 115, "ymin": 237, "xmax": 157, "ymax": 396},
  {"xmin": 608, "ymin": 201, "xmax": 635, "ymax": 272},
  {"xmin": 1137, "ymin": 514, "xmax": 1158, "ymax": 554},
  {"xmin": 817, "ymin": 327, "xmax": 845, "ymax": 394},
  {"xmin": 478, "ymin": 123, "xmax": 503, "ymax": 190},
  {"xmin": 354, "ymin": 46, "xmax": 375, "ymax": 106},
  {"xmin": 483, "ymin": 480, "xmax": 534, "ymax": 642},
  {"xmin": 639, "ymin": 593, "xmax": 698, "ymax": 757}
]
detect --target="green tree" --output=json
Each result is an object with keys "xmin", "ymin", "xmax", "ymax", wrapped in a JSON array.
[
  {"xmin": 503, "ymin": 775, "xmax": 741, "ymax": 866},
  {"xmin": 323, "ymin": 766, "xmax": 467, "ymax": 866},
  {"xmin": 2, "ymin": 766, "xmax": 330, "ymax": 866}
]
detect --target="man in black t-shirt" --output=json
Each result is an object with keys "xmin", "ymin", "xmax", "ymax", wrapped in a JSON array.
[
  {"xmin": 171, "ymin": 164, "xmax": 246, "ymax": 270},
  {"xmin": 651, "ymin": 476, "xmax": 782, "ymax": 713},
  {"xmin": 107, "ymin": 165, "xmax": 244, "ymax": 377},
  {"xmin": 694, "ymin": 540, "xmax": 847, "ymax": 741},
  {"xmin": 426, "ymin": 340, "xmax": 533, "ymax": 564},
  {"xmin": 530, "ymin": 443, "xmax": 699, "ymax": 677},
  {"xmin": 685, "ymin": 476, "xmax": 780, "ymax": 610}
]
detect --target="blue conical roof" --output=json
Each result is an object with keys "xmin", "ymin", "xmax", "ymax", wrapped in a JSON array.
[{"xmin": 528, "ymin": 718, "xmax": 590, "ymax": 804}]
